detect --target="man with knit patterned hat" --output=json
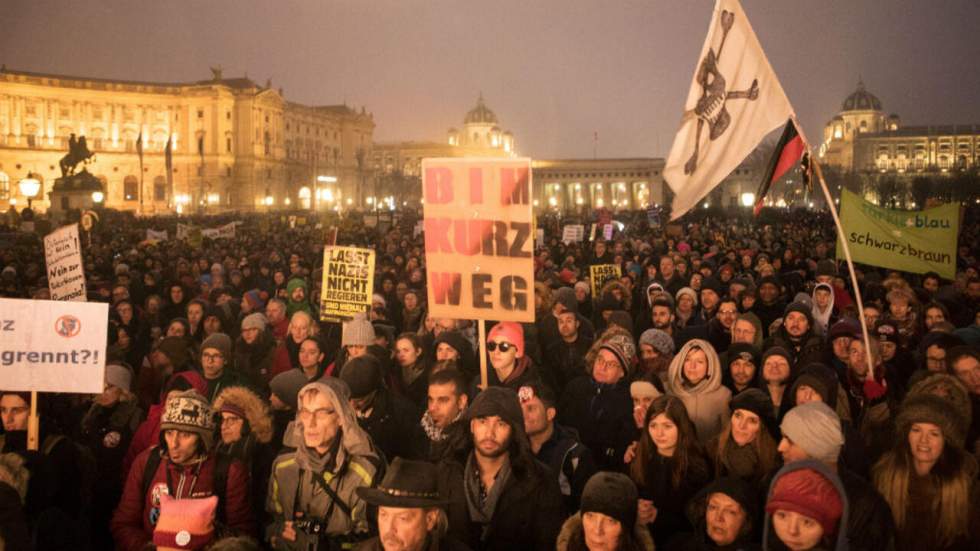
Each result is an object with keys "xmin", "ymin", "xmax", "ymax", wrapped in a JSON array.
[
  {"xmin": 112, "ymin": 390, "xmax": 254, "ymax": 551},
  {"xmin": 558, "ymin": 328, "xmax": 637, "ymax": 471}
]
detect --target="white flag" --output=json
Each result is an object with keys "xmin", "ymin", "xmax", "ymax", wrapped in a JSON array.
[{"xmin": 664, "ymin": 0, "xmax": 793, "ymax": 220}]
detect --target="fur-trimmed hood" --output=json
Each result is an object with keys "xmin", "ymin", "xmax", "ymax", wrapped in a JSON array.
[
  {"xmin": 213, "ymin": 385, "xmax": 274, "ymax": 444},
  {"xmin": 556, "ymin": 512, "xmax": 654, "ymax": 551}
]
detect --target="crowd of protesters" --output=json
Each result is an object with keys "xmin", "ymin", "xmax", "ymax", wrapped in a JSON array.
[{"xmin": 1, "ymin": 203, "xmax": 979, "ymax": 551}]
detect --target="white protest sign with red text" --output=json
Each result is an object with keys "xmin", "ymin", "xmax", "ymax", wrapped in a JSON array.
[
  {"xmin": 0, "ymin": 298, "xmax": 108, "ymax": 393},
  {"xmin": 422, "ymin": 158, "xmax": 534, "ymax": 322}
]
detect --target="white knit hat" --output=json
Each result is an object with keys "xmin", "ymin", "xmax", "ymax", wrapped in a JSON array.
[
  {"xmin": 105, "ymin": 362, "xmax": 133, "ymax": 392},
  {"xmin": 342, "ymin": 312, "xmax": 375, "ymax": 347}
]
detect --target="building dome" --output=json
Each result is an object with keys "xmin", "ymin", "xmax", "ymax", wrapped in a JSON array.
[
  {"xmin": 842, "ymin": 80, "xmax": 882, "ymax": 111},
  {"xmin": 464, "ymin": 94, "xmax": 498, "ymax": 124}
]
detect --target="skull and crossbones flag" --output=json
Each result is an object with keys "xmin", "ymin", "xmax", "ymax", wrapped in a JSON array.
[{"xmin": 664, "ymin": 0, "xmax": 794, "ymax": 220}]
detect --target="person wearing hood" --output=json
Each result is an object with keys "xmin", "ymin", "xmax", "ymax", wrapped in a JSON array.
[
  {"xmin": 435, "ymin": 387, "xmax": 563, "ymax": 550},
  {"xmin": 266, "ymin": 379, "xmax": 383, "ymax": 549},
  {"xmin": 664, "ymin": 477, "xmax": 761, "ymax": 551},
  {"xmin": 285, "ymin": 277, "xmax": 313, "ymax": 318},
  {"xmin": 763, "ymin": 461, "xmax": 849, "ymax": 551},
  {"xmin": 341, "ymin": 354, "xmax": 426, "ymax": 461},
  {"xmin": 235, "ymin": 313, "xmax": 276, "ymax": 395},
  {"xmin": 666, "ymin": 339, "xmax": 732, "ymax": 444},
  {"xmin": 764, "ymin": 302, "xmax": 825, "ymax": 369},
  {"xmin": 559, "ymin": 328, "xmax": 638, "ymax": 470},
  {"xmin": 111, "ymin": 390, "xmax": 254, "ymax": 551},
  {"xmin": 434, "ymin": 330, "xmax": 478, "ymax": 384},
  {"xmin": 759, "ymin": 347, "xmax": 796, "ymax": 421},
  {"xmin": 811, "ymin": 283, "xmax": 837, "ymax": 338},
  {"xmin": 557, "ymin": 472, "xmax": 654, "ymax": 551},
  {"xmin": 777, "ymin": 401, "xmax": 895, "ymax": 551},
  {"xmin": 163, "ymin": 283, "xmax": 190, "ymax": 325}
]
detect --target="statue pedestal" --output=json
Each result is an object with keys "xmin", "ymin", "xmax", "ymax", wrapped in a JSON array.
[{"xmin": 48, "ymin": 170, "xmax": 105, "ymax": 216}]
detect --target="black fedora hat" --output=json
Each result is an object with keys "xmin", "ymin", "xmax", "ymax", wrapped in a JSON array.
[{"xmin": 356, "ymin": 458, "xmax": 448, "ymax": 508}]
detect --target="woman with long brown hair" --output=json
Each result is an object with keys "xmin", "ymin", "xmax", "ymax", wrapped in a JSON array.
[
  {"xmin": 627, "ymin": 394, "xmax": 712, "ymax": 548},
  {"xmin": 872, "ymin": 393, "xmax": 980, "ymax": 551},
  {"xmin": 707, "ymin": 388, "xmax": 780, "ymax": 491}
]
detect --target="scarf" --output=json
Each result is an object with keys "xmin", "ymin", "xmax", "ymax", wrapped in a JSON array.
[
  {"xmin": 294, "ymin": 425, "xmax": 342, "ymax": 474},
  {"xmin": 464, "ymin": 452, "xmax": 512, "ymax": 527},
  {"xmin": 420, "ymin": 410, "xmax": 461, "ymax": 442}
]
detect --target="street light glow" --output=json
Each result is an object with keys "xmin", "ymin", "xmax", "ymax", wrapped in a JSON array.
[{"xmin": 317, "ymin": 175, "xmax": 338, "ymax": 183}]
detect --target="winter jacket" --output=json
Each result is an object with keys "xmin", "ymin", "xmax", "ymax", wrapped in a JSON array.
[
  {"xmin": 354, "ymin": 388, "xmax": 425, "ymax": 461},
  {"xmin": 355, "ymin": 534, "xmax": 473, "ymax": 551},
  {"xmin": 436, "ymin": 451, "xmax": 563, "ymax": 551},
  {"xmin": 235, "ymin": 330, "xmax": 277, "ymax": 395},
  {"xmin": 838, "ymin": 467, "xmax": 896, "ymax": 551},
  {"xmin": 265, "ymin": 385, "xmax": 382, "ymax": 549},
  {"xmin": 764, "ymin": 325, "xmax": 824, "ymax": 369},
  {"xmin": 0, "ymin": 468, "xmax": 31, "ymax": 551},
  {"xmin": 534, "ymin": 423, "xmax": 598, "ymax": 515},
  {"xmin": 556, "ymin": 512, "xmax": 654, "ymax": 551},
  {"xmin": 122, "ymin": 402, "xmax": 164, "ymax": 479},
  {"xmin": 635, "ymin": 449, "xmax": 713, "ymax": 548},
  {"xmin": 110, "ymin": 447, "xmax": 254, "ymax": 551},
  {"xmin": 667, "ymin": 339, "xmax": 732, "ymax": 444},
  {"xmin": 558, "ymin": 375, "xmax": 635, "ymax": 471},
  {"xmin": 544, "ymin": 334, "xmax": 596, "ymax": 391}
]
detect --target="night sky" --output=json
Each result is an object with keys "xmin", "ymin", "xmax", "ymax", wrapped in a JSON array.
[{"xmin": 3, "ymin": 0, "xmax": 978, "ymax": 159}]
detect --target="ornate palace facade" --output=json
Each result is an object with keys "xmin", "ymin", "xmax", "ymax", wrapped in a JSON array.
[{"xmin": 0, "ymin": 66, "xmax": 374, "ymax": 213}]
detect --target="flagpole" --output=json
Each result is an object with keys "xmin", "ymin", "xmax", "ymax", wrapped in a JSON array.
[{"xmin": 808, "ymin": 148, "xmax": 876, "ymax": 381}]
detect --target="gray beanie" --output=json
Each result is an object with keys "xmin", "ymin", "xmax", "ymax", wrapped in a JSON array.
[
  {"xmin": 201, "ymin": 332, "xmax": 232, "ymax": 360},
  {"xmin": 639, "ymin": 328, "xmax": 675, "ymax": 357},
  {"xmin": 780, "ymin": 401, "xmax": 844, "ymax": 463},
  {"xmin": 342, "ymin": 312, "xmax": 375, "ymax": 347},
  {"xmin": 269, "ymin": 369, "xmax": 309, "ymax": 410},
  {"xmin": 105, "ymin": 362, "xmax": 133, "ymax": 392},
  {"xmin": 241, "ymin": 312, "xmax": 268, "ymax": 332},
  {"xmin": 554, "ymin": 287, "xmax": 578, "ymax": 314}
]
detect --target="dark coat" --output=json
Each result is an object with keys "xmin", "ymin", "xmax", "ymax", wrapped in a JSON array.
[
  {"xmin": 436, "ymin": 452, "xmax": 563, "ymax": 551},
  {"xmin": 543, "ymin": 335, "xmax": 594, "ymax": 391},
  {"xmin": 355, "ymin": 534, "xmax": 473, "ymax": 551},
  {"xmin": 839, "ymin": 467, "xmax": 896, "ymax": 551},
  {"xmin": 355, "ymin": 388, "xmax": 425, "ymax": 461},
  {"xmin": 234, "ymin": 330, "xmax": 277, "ymax": 396},
  {"xmin": 533, "ymin": 423, "xmax": 597, "ymax": 515},
  {"xmin": 557, "ymin": 375, "xmax": 635, "ymax": 471}
]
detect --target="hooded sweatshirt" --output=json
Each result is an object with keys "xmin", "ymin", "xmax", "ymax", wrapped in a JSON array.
[
  {"xmin": 811, "ymin": 283, "xmax": 836, "ymax": 338},
  {"xmin": 762, "ymin": 460, "xmax": 850, "ymax": 551},
  {"xmin": 667, "ymin": 339, "xmax": 732, "ymax": 444}
]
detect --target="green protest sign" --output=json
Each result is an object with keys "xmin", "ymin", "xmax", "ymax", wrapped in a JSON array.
[{"xmin": 837, "ymin": 189, "xmax": 958, "ymax": 279}]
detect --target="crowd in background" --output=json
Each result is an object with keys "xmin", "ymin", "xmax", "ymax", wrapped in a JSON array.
[{"xmin": 0, "ymin": 204, "xmax": 979, "ymax": 551}]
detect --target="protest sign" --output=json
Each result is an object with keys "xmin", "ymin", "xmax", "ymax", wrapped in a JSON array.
[
  {"xmin": 602, "ymin": 223, "xmax": 614, "ymax": 241},
  {"xmin": 0, "ymin": 297, "xmax": 108, "ymax": 393},
  {"xmin": 422, "ymin": 157, "xmax": 534, "ymax": 322},
  {"xmin": 837, "ymin": 189, "xmax": 959, "ymax": 280},
  {"xmin": 590, "ymin": 264, "xmax": 621, "ymax": 297},
  {"xmin": 146, "ymin": 229, "xmax": 169, "ymax": 241},
  {"xmin": 562, "ymin": 224, "xmax": 585, "ymax": 244},
  {"xmin": 202, "ymin": 222, "xmax": 236, "ymax": 240},
  {"xmin": 647, "ymin": 206, "xmax": 661, "ymax": 227},
  {"xmin": 44, "ymin": 224, "xmax": 86, "ymax": 301},
  {"xmin": 319, "ymin": 246, "xmax": 375, "ymax": 322}
]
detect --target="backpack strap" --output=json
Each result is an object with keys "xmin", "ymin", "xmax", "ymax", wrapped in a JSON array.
[
  {"xmin": 42, "ymin": 434, "xmax": 65, "ymax": 455},
  {"xmin": 140, "ymin": 447, "xmax": 164, "ymax": 500}
]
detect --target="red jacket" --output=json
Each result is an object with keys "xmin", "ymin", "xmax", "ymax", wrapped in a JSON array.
[{"xmin": 110, "ymin": 447, "xmax": 254, "ymax": 551}]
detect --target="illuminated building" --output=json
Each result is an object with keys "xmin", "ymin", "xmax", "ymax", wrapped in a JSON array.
[{"xmin": 0, "ymin": 66, "xmax": 373, "ymax": 213}]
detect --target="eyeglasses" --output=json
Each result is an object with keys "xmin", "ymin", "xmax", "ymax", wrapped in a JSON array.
[
  {"xmin": 486, "ymin": 341, "xmax": 515, "ymax": 353},
  {"xmin": 201, "ymin": 352, "xmax": 224, "ymax": 361},
  {"xmin": 298, "ymin": 407, "xmax": 335, "ymax": 424}
]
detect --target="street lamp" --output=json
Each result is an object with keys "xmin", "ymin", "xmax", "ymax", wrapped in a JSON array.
[
  {"xmin": 18, "ymin": 173, "xmax": 41, "ymax": 209},
  {"xmin": 92, "ymin": 191, "xmax": 105, "ymax": 204},
  {"xmin": 740, "ymin": 192, "xmax": 755, "ymax": 208}
]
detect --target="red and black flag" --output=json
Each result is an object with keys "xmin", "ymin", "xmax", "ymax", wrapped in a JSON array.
[{"xmin": 754, "ymin": 118, "xmax": 808, "ymax": 215}]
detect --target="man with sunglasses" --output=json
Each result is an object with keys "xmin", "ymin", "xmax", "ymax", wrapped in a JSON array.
[{"xmin": 479, "ymin": 322, "xmax": 544, "ymax": 393}]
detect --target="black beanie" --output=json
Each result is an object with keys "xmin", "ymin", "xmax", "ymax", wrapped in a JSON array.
[
  {"xmin": 581, "ymin": 472, "xmax": 638, "ymax": 528},
  {"xmin": 727, "ymin": 343, "xmax": 760, "ymax": 368},
  {"xmin": 464, "ymin": 387, "xmax": 524, "ymax": 430},
  {"xmin": 783, "ymin": 301, "xmax": 813, "ymax": 325},
  {"xmin": 730, "ymin": 388, "xmax": 778, "ymax": 439},
  {"xmin": 433, "ymin": 330, "xmax": 471, "ymax": 358},
  {"xmin": 339, "ymin": 355, "xmax": 383, "ymax": 399},
  {"xmin": 701, "ymin": 276, "xmax": 723, "ymax": 295}
]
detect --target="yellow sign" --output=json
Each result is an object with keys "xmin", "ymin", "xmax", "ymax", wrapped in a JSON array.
[
  {"xmin": 590, "ymin": 264, "xmax": 621, "ymax": 297},
  {"xmin": 422, "ymin": 158, "xmax": 534, "ymax": 322},
  {"xmin": 319, "ymin": 246, "xmax": 375, "ymax": 322}
]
